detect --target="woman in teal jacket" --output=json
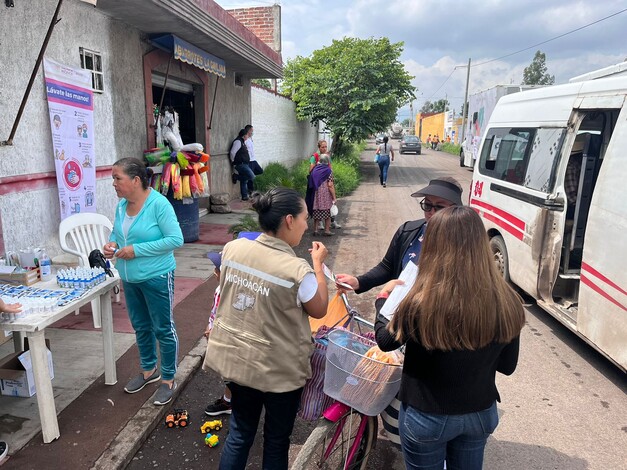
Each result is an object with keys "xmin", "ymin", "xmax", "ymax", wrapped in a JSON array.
[{"xmin": 103, "ymin": 157, "xmax": 184, "ymax": 406}]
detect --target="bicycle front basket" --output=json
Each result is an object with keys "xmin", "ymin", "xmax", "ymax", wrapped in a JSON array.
[{"xmin": 323, "ymin": 329, "xmax": 402, "ymax": 416}]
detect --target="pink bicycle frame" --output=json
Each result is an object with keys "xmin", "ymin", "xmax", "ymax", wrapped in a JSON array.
[{"xmin": 321, "ymin": 402, "xmax": 369, "ymax": 468}]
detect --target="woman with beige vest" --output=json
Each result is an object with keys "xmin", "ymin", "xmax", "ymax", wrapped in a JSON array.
[{"xmin": 204, "ymin": 187, "xmax": 329, "ymax": 470}]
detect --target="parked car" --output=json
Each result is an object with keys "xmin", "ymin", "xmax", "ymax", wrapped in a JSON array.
[
  {"xmin": 399, "ymin": 135, "xmax": 421, "ymax": 154},
  {"xmin": 375, "ymin": 133, "xmax": 386, "ymax": 144}
]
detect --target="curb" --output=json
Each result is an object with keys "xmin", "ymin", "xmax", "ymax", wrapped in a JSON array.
[{"xmin": 91, "ymin": 338, "xmax": 208, "ymax": 469}]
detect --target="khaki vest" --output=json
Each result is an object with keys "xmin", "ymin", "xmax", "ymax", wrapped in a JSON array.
[{"xmin": 204, "ymin": 234, "xmax": 314, "ymax": 393}]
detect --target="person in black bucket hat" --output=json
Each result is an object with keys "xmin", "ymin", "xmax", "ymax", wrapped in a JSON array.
[
  {"xmin": 336, "ymin": 176, "xmax": 463, "ymax": 294},
  {"xmin": 410, "ymin": 177, "xmax": 464, "ymax": 207},
  {"xmin": 335, "ymin": 176, "xmax": 463, "ymax": 448}
]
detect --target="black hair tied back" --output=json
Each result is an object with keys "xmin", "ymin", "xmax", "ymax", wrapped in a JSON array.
[{"xmin": 252, "ymin": 188, "xmax": 304, "ymax": 233}]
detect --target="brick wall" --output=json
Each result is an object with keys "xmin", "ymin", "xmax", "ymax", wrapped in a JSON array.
[{"xmin": 227, "ymin": 5, "xmax": 281, "ymax": 53}]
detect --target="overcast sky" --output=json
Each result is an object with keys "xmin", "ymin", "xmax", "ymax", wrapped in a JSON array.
[{"xmin": 217, "ymin": 0, "xmax": 626, "ymax": 120}]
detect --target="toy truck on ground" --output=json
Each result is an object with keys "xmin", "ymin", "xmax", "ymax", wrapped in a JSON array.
[
  {"xmin": 200, "ymin": 419, "xmax": 223, "ymax": 433},
  {"xmin": 205, "ymin": 433, "xmax": 219, "ymax": 447},
  {"xmin": 165, "ymin": 409, "xmax": 189, "ymax": 428}
]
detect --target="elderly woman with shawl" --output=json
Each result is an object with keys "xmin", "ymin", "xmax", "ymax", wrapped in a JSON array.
[{"xmin": 309, "ymin": 154, "xmax": 336, "ymax": 236}]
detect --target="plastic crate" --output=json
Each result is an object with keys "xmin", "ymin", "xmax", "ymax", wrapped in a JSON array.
[{"xmin": 323, "ymin": 329, "xmax": 402, "ymax": 416}]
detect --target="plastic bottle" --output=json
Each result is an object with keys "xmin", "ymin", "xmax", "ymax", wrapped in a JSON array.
[{"xmin": 39, "ymin": 250, "xmax": 52, "ymax": 282}]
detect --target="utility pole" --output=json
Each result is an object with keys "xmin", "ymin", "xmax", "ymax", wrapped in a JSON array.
[{"xmin": 460, "ymin": 58, "xmax": 471, "ymax": 144}]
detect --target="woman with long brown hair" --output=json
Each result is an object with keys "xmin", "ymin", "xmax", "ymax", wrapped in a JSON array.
[{"xmin": 375, "ymin": 206, "xmax": 525, "ymax": 469}]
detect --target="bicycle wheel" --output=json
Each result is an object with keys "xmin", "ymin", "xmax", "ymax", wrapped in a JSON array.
[{"xmin": 293, "ymin": 410, "xmax": 377, "ymax": 469}]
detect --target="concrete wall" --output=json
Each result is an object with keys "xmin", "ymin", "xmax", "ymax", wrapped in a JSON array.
[
  {"xmin": 418, "ymin": 112, "xmax": 446, "ymax": 142},
  {"xmin": 208, "ymin": 72, "xmax": 252, "ymax": 196},
  {"xmin": 251, "ymin": 86, "xmax": 319, "ymax": 169},
  {"xmin": 0, "ymin": 0, "xmax": 145, "ymax": 257},
  {"xmin": 209, "ymin": 85, "xmax": 318, "ymax": 199}
]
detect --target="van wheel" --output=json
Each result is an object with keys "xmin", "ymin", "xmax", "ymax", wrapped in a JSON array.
[
  {"xmin": 459, "ymin": 151, "xmax": 465, "ymax": 167},
  {"xmin": 490, "ymin": 235, "xmax": 510, "ymax": 282}
]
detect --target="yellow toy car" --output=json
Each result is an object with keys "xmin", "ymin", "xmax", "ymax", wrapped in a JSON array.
[
  {"xmin": 204, "ymin": 433, "xmax": 219, "ymax": 447},
  {"xmin": 200, "ymin": 419, "xmax": 222, "ymax": 433}
]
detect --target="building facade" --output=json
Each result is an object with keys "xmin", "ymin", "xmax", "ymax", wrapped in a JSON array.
[{"xmin": 0, "ymin": 0, "xmax": 314, "ymax": 258}]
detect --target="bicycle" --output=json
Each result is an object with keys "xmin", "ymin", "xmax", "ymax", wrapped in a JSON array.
[{"xmin": 292, "ymin": 294, "xmax": 402, "ymax": 470}]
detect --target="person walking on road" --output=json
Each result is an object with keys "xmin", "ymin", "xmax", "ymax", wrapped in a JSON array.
[
  {"xmin": 376, "ymin": 136, "xmax": 395, "ymax": 187},
  {"xmin": 104, "ymin": 157, "xmax": 184, "ymax": 406},
  {"xmin": 374, "ymin": 206, "xmax": 525, "ymax": 469},
  {"xmin": 204, "ymin": 188, "xmax": 330, "ymax": 470}
]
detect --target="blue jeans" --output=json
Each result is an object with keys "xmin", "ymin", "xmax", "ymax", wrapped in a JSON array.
[
  {"xmin": 235, "ymin": 163, "xmax": 255, "ymax": 199},
  {"xmin": 123, "ymin": 271, "xmax": 178, "ymax": 380},
  {"xmin": 219, "ymin": 383, "xmax": 303, "ymax": 470},
  {"xmin": 378, "ymin": 155, "xmax": 390, "ymax": 184},
  {"xmin": 399, "ymin": 402, "xmax": 499, "ymax": 470}
]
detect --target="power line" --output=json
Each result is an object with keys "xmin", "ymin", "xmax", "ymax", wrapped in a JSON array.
[
  {"xmin": 472, "ymin": 7, "xmax": 627, "ymax": 68},
  {"xmin": 421, "ymin": 7, "xmax": 627, "ymax": 101}
]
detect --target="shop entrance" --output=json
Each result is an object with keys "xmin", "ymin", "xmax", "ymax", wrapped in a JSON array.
[{"xmin": 152, "ymin": 75, "xmax": 197, "ymax": 145}]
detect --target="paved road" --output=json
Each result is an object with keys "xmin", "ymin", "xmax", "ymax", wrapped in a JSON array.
[{"xmin": 127, "ymin": 141, "xmax": 627, "ymax": 469}]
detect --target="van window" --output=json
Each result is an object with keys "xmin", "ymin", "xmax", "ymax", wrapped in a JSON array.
[
  {"xmin": 525, "ymin": 128, "xmax": 566, "ymax": 192},
  {"xmin": 479, "ymin": 127, "xmax": 566, "ymax": 192},
  {"xmin": 479, "ymin": 128, "xmax": 533, "ymax": 185}
]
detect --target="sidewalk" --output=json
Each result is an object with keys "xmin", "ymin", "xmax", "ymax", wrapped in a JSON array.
[{"xmin": 0, "ymin": 201, "xmax": 251, "ymax": 469}]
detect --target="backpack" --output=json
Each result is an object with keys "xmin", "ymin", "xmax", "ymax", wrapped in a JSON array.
[{"xmin": 88, "ymin": 249, "xmax": 114, "ymax": 277}]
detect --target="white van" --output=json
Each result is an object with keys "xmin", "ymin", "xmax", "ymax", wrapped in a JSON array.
[{"xmin": 470, "ymin": 73, "xmax": 627, "ymax": 372}]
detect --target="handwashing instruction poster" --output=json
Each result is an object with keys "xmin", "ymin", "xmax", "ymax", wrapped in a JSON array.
[{"xmin": 43, "ymin": 58, "xmax": 96, "ymax": 220}]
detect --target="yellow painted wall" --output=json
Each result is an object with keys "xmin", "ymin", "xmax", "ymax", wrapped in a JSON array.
[{"xmin": 416, "ymin": 112, "xmax": 445, "ymax": 141}]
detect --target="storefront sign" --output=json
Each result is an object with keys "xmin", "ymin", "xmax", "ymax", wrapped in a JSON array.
[
  {"xmin": 151, "ymin": 34, "xmax": 226, "ymax": 78},
  {"xmin": 43, "ymin": 58, "xmax": 96, "ymax": 220}
]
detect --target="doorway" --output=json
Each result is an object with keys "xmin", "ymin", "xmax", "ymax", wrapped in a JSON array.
[{"xmin": 152, "ymin": 84, "xmax": 196, "ymax": 146}]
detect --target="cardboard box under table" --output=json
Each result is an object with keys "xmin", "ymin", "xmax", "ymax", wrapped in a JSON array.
[
  {"xmin": 0, "ymin": 339, "xmax": 54, "ymax": 397},
  {"xmin": 0, "ymin": 276, "xmax": 120, "ymax": 443}
]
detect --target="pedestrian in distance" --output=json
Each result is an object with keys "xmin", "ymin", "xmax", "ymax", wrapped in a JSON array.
[
  {"xmin": 335, "ymin": 177, "xmax": 464, "ymax": 446},
  {"xmin": 375, "ymin": 206, "xmax": 525, "ymax": 469},
  {"xmin": 103, "ymin": 157, "xmax": 184, "ymax": 406},
  {"xmin": 310, "ymin": 154, "xmax": 337, "ymax": 237},
  {"xmin": 229, "ymin": 128, "xmax": 255, "ymax": 201},
  {"xmin": 204, "ymin": 187, "xmax": 330, "ymax": 470},
  {"xmin": 376, "ymin": 136, "xmax": 395, "ymax": 187}
]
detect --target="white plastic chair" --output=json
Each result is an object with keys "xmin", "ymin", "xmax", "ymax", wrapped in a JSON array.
[{"xmin": 59, "ymin": 213, "xmax": 119, "ymax": 328}]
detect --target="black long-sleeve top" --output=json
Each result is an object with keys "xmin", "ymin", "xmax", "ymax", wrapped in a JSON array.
[
  {"xmin": 374, "ymin": 298, "xmax": 520, "ymax": 415},
  {"xmin": 355, "ymin": 219, "xmax": 426, "ymax": 294}
]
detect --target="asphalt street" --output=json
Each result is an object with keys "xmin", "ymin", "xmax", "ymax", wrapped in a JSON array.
[{"xmin": 127, "ymin": 141, "xmax": 627, "ymax": 469}]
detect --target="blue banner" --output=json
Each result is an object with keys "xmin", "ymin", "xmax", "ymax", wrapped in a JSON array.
[{"xmin": 151, "ymin": 34, "xmax": 226, "ymax": 78}]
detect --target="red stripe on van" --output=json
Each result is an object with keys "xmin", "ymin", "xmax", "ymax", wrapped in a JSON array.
[
  {"xmin": 581, "ymin": 274, "xmax": 627, "ymax": 313},
  {"xmin": 581, "ymin": 262, "xmax": 627, "ymax": 297},
  {"xmin": 482, "ymin": 212, "xmax": 524, "ymax": 241},
  {"xmin": 470, "ymin": 199, "xmax": 526, "ymax": 230}
]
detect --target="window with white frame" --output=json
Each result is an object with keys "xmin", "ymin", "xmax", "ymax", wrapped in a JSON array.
[{"xmin": 79, "ymin": 47, "xmax": 104, "ymax": 93}]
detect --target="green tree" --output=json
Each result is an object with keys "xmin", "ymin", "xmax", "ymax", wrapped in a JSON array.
[
  {"xmin": 252, "ymin": 78, "xmax": 272, "ymax": 89},
  {"xmin": 401, "ymin": 118, "xmax": 412, "ymax": 127},
  {"xmin": 522, "ymin": 50, "xmax": 555, "ymax": 85},
  {"xmin": 420, "ymin": 99, "xmax": 449, "ymax": 113},
  {"xmin": 281, "ymin": 37, "xmax": 415, "ymax": 153}
]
